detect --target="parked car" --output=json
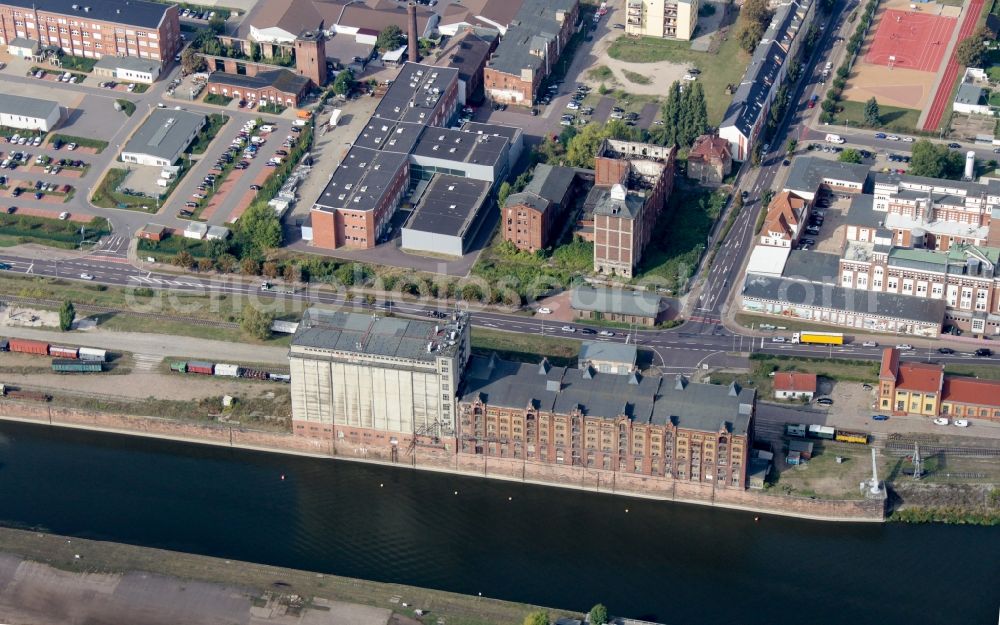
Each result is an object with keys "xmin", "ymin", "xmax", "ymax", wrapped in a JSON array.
[
  {"xmin": 537, "ymin": 307, "xmax": 552, "ymax": 314},
  {"xmin": 953, "ymin": 419, "xmax": 969, "ymax": 427},
  {"xmin": 901, "ymin": 136, "xmax": 914, "ymax": 143},
  {"xmin": 933, "ymin": 418, "xmax": 949, "ymax": 426},
  {"xmin": 59, "ymin": 212, "xmax": 70, "ymax": 220},
  {"xmin": 886, "ymin": 135, "xmax": 900, "ymax": 141},
  {"xmin": 872, "ymin": 414, "xmax": 890, "ymax": 421},
  {"xmin": 874, "ymin": 132, "xmax": 886, "ymax": 139},
  {"xmin": 560, "ymin": 325, "xmax": 576, "ymax": 333},
  {"xmin": 947, "ymin": 143, "xmax": 961, "ymax": 149},
  {"xmin": 816, "ymin": 397, "xmax": 834, "ymax": 406},
  {"xmin": 598, "ymin": 330, "xmax": 615, "ymax": 337},
  {"xmin": 937, "ymin": 347, "xmax": 955, "ymax": 354},
  {"xmin": 580, "ymin": 328, "xmax": 597, "ymax": 335}
]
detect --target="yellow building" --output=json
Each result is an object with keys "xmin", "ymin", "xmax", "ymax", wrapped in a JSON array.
[
  {"xmin": 625, "ymin": 0, "xmax": 700, "ymax": 41},
  {"xmin": 878, "ymin": 347, "xmax": 943, "ymax": 416}
]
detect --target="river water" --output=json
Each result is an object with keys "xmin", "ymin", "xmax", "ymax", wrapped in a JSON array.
[{"xmin": 0, "ymin": 420, "xmax": 995, "ymax": 624}]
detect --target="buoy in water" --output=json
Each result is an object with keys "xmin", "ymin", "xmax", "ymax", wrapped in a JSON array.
[{"xmin": 280, "ymin": 474, "xmax": 285, "ymax": 481}]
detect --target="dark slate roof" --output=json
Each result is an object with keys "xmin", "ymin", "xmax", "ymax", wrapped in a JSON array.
[
  {"xmin": 313, "ymin": 146, "xmax": 409, "ymax": 213},
  {"xmin": 721, "ymin": 0, "xmax": 811, "ymax": 138},
  {"xmin": 504, "ymin": 191, "xmax": 550, "ymax": 213},
  {"xmin": 847, "ymin": 193, "xmax": 883, "ymax": 227},
  {"xmin": 353, "ymin": 119, "xmax": 424, "ymax": 153},
  {"xmin": 411, "ymin": 126, "xmax": 508, "ymax": 167},
  {"xmin": 374, "ymin": 62, "xmax": 459, "ymax": 124},
  {"xmin": 209, "ymin": 69, "xmax": 310, "ymax": 95},
  {"xmin": 9, "ymin": 0, "xmax": 172, "ymax": 29},
  {"xmin": 781, "ymin": 250, "xmax": 840, "ymax": 284},
  {"xmin": 524, "ymin": 163, "xmax": 575, "ymax": 204},
  {"xmin": 435, "ymin": 29, "xmax": 492, "ymax": 83},
  {"xmin": 461, "ymin": 121, "xmax": 522, "ymax": 143},
  {"xmin": 404, "ymin": 174, "xmax": 491, "ymax": 237},
  {"xmin": 588, "ymin": 184, "xmax": 645, "ymax": 219},
  {"xmin": 291, "ymin": 308, "xmax": 464, "ymax": 361},
  {"xmin": 742, "ymin": 274, "xmax": 946, "ymax": 324},
  {"xmin": 486, "ymin": 0, "xmax": 576, "ymax": 76},
  {"xmin": 783, "ymin": 156, "xmax": 871, "ymax": 194},
  {"xmin": 460, "ymin": 355, "xmax": 754, "ymax": 434},
  {"xmin": 571, "ymin": 286, "xmax": 662, "ymax": 318}
]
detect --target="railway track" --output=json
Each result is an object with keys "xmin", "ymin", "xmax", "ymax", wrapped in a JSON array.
[
  {"xmin": 0, "ymin": 296, "xmax": 240, "ymax": 329},
  {"xmin": 884, "ymin": 440, "xmax": 1000, "ymax": 458}
]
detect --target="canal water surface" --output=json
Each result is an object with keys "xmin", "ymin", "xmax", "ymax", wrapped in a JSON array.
[{"xmin": 0, "ymin": 420, "xmax": 996, "ymax": 625}]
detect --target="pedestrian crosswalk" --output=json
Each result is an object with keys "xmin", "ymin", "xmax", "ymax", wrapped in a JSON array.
[{"xmin": 131, "ymin": 353, "xmax": 162, "ymax": 372}]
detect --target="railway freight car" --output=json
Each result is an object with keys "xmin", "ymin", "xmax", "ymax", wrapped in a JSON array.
[
  {"xmin": 49, "ymin": 345, "xmax": 79, "ymax": 359},
  {"xmin": 187, "ymin": 361, "xmax": 214, "ymax": 375},
  {"xmin": 213, "ymin": 363, "xmax": 240, "ymax": 377},
  {"xmin": 170, "ymin": 362, "xmax": 188, "ymax": 373},
  {"xmin": 52, "ymin": 359, "xmax": 103, "ymax": 373},
  {"xmin": 8, "ymin": 338, "xmax": 49, "ymax": 355},
  {"xmin": 78, "ymin": 347, "xmax": 108, "ymax": 362},
  {"xmin": 835, "ymin": 430, "xmax": 869, "ymax": 444}
]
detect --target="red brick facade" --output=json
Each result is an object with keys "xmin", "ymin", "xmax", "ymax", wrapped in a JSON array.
[{"xmin": 0, "ymin": 2, "xmax": 180, "ymax": 65}]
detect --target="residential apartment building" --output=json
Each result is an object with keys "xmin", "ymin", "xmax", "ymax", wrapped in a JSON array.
[
  {"xmin": 289, "ymin": 308, "xmax": 472, "ymax": 442},
  {"xmin": 0, "ymin": 0, "xmax": 180, "ymax": 65},
  {"xmin": 590, "ymin": 139, "xmax": 676, "ymax": 278},
  {"xmin": 459, "ymin": 356, "xmax": 755, "ymax": 487},
  {"xmin": 878, "ymin": 347, "xmax": 1000, "ymax": 422},
  {"xmin": 719, "ymin": 0, "xmax": 814, "ymax": 160},
  {"xmin": 502, "ymin": 163, "xmax": 576, "ymax": 252},
  {"xmin": 687, "ymin": 133, "xmax": 732, "ymax": 184},
  {"xmin": 759, "ymin": 191, "xmax": 809, "ymax": 248},
  {"xmin": 625, "ymin": 0, "xmax": 699, "ymax": 41},
  {"xmin": 483, "ymin": 0, "xmax": 579, "ymax": 107}
]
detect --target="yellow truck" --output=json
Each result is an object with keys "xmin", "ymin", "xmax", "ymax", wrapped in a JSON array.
[{"xmin": 791, "ymin": 331, "xmax": 844, "ymax": 345}]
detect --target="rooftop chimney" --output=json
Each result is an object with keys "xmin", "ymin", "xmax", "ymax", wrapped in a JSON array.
[{"xmin": 407, "ymin": 2, "xmax": 419, "ymax": 63}]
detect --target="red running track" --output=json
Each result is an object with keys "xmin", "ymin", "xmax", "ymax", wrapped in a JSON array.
[
  {"xmin": 864, "ymin": 10, "xmax": 956, "ymax": 72},
  {"xmin": 924, "ymin": 0, "xmax": 986, "ymax": 130}
]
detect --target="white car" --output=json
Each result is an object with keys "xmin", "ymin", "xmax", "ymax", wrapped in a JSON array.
[
  {"xmin": 566, "ymin": 101, "xmax": 580, "ymax": 110},
  {"xmin": 933, "ymin": 417, "xmax": 949, "ymax": 426},
  {"xmin": 66, "ymin": 143, "xmax": 77, "ymax": 151},
  {"xmin": 886, "ymin": 135, "xmax": 900, "ymax": 141},
  {"xmin": 537, "ymin": 307, "xmax": 552, "ymax": 314},
  {"xmin": 561, "ymin": 325, "xmax": 576, "ymax": 333},
  {"xmin": 895, "ymin": 344, "xmax": 913, "ymax": 351},
  {"xmin": 771, "ymin": 337, "xmax": 786, "ymax": 343},
  {"xmin": 58, "ymin": 211, "xmax": 70, "ymax": 220},
  {"xmin": 901, "ymin": 136, "xmax": 914, "ymax": 143},
  {"xmin": 862, "ymin": 341, "xmax": 879, "ymax": 347},
  {"xmin": 682, "ymin": 74, "xmax": 697, "ymax": 81},
  {"xmin": 599, "ymin": 330, "xmax": 615, "ymax": 337},
  {"xmin": 79, "ymin": 273, "xmax": 93, "ymax": 280},
  {"xmin": 953, "ymin": 419, "xmax": 969, "ymax": 428}
]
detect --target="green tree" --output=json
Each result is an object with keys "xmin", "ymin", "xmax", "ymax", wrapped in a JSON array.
[
  {"xmin": 737, "ymin": 21, "xmax": 765, "ymax": 54},
  {"xmin": 172, "ymin": 250, "xmax": 194, "ymax": 269},
  {"xmin": 522, "ymin": 611, "xmax": 549, "ymax": 625},
  {"xmin": 59, "ymin": 300, "xmax": 75, "ymax": 332},
  {"xmin": 251, "ymin": 42, "xmax": 262, "ymax": 62},
  {"xmin": 564, "ymin": 123, "xmax": 612, "ymax": 168},
  {"xmin": 786, "ymin": 138, "xmax": 797, "ymax": 155},
  {"xmin": 376, "ymin": 24, "xmax": 405, "ymax": 52},
  {"xmin": 909, "ymin": 139, "xmax": 956, "ymax": 178},
  {"xmin": 658, "ymin": 82, "xmax": 682, "ymax": 146},
  {"xmin": 686, "ymin": 81, "xmax": 708, "ymax": 145},
  {"xmin": 838, "ymin": 148, "xmax": 863, "ymax": 164},
  {"xmin": 735, "ymin": 0, "xmax": 772, "ymax": 54},
  {"xmin": 208, "ymin": 14, "xmax": 226, "ymax": 35},
  {"xmin": 240, "ymin": 256, "xmax": 261, "ymax": 275},
  {"xmin": 864, "ymin": 97, "xmax": 881, "ymax": 127},
  {"xmin": 333, "ymin": 69, "xmax": 355, "ymax": 96},
  {"xmin": 589, "ymin": 604, "xmax": 609, "ymax": 625},
  {"xmin": 497, "ymin": 181, "xmax": 512, "ymax": 206},
  {"xmin": 236, "ymin": 202, "xmax": 282, "ymax": 252},
  {"xmin": 240, "ymin": 306, "xmax": 274, "ymax": 340},
  {"xmin": 955, "ymin": 26, "xmax": 989, "ymax": 68},
  {"xmin": 181, "ymin": 47, "xmax": 205, "ymax": 75}
]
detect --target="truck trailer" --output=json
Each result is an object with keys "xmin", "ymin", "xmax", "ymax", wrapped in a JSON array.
[{"xmin": 791, "ymin": 332, "xmax": 844, "ymax": 345}]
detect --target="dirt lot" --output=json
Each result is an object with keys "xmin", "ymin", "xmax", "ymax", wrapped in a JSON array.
[{"xmin": 812, "ymin": 191, "xmax": 851, "ymax": 255}]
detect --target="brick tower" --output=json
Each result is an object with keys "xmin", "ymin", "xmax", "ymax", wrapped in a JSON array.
[{"xmin": 295, "ymin": 30, "xmax": 327, "ymax": 87}]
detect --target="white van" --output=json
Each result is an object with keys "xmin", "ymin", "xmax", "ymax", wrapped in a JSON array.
[{"xmin": 825, "ymin": 133, "xmax": 846, "ymax": 144}]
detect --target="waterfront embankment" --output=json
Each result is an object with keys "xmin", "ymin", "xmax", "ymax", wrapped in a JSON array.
[
  {"xmin": 0, "ymin": 399, "xmax": 886, "ymax": 522},
  {"xmin": 0, "ymin": 526, "xmax": 572, "ymax": 625}
]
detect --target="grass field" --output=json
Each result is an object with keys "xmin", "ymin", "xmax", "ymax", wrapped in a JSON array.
[
  {"xmin": 471, "ymin": 327, "xmax": 580, "ymax": 366},
  {"xmin": 833, "ymin": 99, "xmax": 922, "ymax": 134},
  {"xmin": 606, "ymin": 32, "xmax": 746, "ymax": 124}
]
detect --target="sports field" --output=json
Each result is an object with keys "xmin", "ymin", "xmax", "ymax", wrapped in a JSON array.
[{"xmin": 864, "ymin": 9, "xmax": 956, "ymax": 72}]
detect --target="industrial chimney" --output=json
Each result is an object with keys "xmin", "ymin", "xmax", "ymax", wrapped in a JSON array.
[{"xmin": 407, "ymin": 1, "xmax": 419, "ymax": 63}]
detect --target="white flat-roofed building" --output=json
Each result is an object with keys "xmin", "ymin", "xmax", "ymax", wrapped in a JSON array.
[
  {"xmin": 0, "ymin": 94, "xmax": 60, "ymax": 131},
  {"xmin": 121, "ymin": 109, "xmax": 205, "ymax": 167},
  {"xmin": 93, "ymin": 56, "xmax": 161, "ymax": 84}
]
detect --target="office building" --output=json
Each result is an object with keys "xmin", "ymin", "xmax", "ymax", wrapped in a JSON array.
[
  {"xmin": 0, "ymin": 0, "xmax": 180, "ymax": 64},
  {"xmin": 121, "ymin": 109, "xmax": 205, "ymax": 167}
]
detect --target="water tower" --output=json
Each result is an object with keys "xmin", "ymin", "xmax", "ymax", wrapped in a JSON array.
[{"xmin": 964, "ymin": 151, "xmax": 975, "ymax": 181}]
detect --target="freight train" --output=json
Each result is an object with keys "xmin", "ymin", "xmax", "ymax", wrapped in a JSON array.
[
  {"xmin": 0, "ymin": 383, "xmax": 51, "ymax": 402},
  {"xmin": 170, "ymin": 361, "xmax": 290, "ymax": 383},
  {"xmin": 785, "ymin": 423, "xmax": 869, "ymax": 445},
  {"xmin": 0, "ymin": 338, "xmax": 108, "ymax": 362}
]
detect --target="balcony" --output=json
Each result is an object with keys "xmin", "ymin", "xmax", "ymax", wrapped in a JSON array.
[
  {"xmin": 627, "ymin": 7, "xmax": 643, "ymax": 16},
  {"xmin": 627, "ymin": 17, "xmax": 642, "ymax": 25}
]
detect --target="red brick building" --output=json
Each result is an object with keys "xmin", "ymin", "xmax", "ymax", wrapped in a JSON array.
[
  {"xmin": 459, "ymin": 356, "xmax": 755, "ymax": 487},
  {"xmin": 502, "ymin": 163, "xmax": 576, "ymax": 252},
  {"xmin": 589, "ymin": 139, "xmax": 676, "ymax": 278},
  {"xmin": 483, "ymin": 0, "xmax": 579, "ymax": 107},
  {"xmin": 207, "ymin": 66, "xmax": 312, "ymax": 108},
  {"xmin": 687, "ymin": 133, "xmax": 732, "ymax": 184},
  {"xmin": 878, "ymin": 347, "xmax": 1000, "ymax": 421},
  {"xmin": 0, "ymin": 0, "xmax": 180, "ymax": 65}
]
